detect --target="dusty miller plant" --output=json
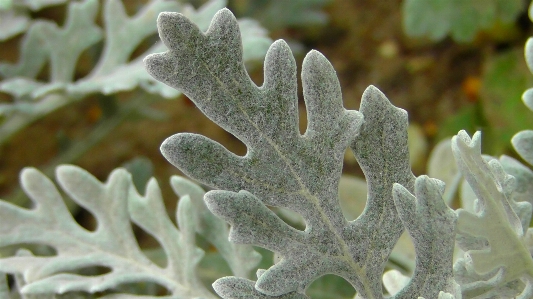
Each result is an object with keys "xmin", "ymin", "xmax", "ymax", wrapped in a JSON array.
[{"xmin": 1, "ymin": 4, "xmax": 533, "ymax": 299}]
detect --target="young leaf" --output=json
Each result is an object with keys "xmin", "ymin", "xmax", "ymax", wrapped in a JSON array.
[
  {"xmin": 452, "ymin": 130, "xmax": 533, "ymax": 298},
  {"xmin": 0, "ymin": 165, "xmax": 215, "ymax": 298}
]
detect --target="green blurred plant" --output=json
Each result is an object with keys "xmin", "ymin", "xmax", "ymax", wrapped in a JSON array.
[
  {"xmin": 402, "ymin": 0, "xmax": 524, "ymax": 42},
  {"xmin": 230, "ymin": 0, "xmax": 330, "ymax": 31}
]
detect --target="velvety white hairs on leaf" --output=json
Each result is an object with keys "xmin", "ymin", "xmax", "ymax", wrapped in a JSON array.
[{"xmin": 144, "ymin": 7, "xmax": 462, "ymax": 298}]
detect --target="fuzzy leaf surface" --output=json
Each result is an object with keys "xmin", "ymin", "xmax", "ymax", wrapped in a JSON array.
[
  {"xmin": 143, "ymin": 7, "xmax": 440, "ymax": 298},
  {"xmin": 392, "ymin": 176, "xmax": 458, "ymax": 298},
  {"xmin": 145, "ymin": 6, "xmax": 373, "ymax": 297},
  {"xmin": 347, "ymin": 86, "xmax": 416, "ymax": 298}
]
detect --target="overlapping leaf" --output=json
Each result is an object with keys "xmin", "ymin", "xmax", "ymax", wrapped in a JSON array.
[
  {"xmin": 392, "ymin": 176, "xmax": 459, "ymax": 298},
  {"xmin": 169, "ymin": 176, "xmax": 261, "ymax": 279}
]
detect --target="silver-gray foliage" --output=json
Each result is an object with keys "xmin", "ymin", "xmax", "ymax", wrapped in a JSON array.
[
  {"xmin": 2, "ymin": 3, "xmax": 533, "ymax": 299},
  {"xmin": 0, "ymin": 165, "xmax": 261, "ymax": 298},
  {"xmin": 145, "ymin": 8, "xmax": 461, "ymax": 298}
]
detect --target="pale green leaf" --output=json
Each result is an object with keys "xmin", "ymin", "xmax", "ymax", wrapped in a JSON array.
[
  {"xmin": 427, "ymin": 138, "xmax": 461, "ymax": 205},
  {"xmin": 0, "ymin": 78, "xmax": 44, "ymax": 99},
  {"xmin": 0, "ymin": 9, "xmax": 29, "ymax": 41},
  {"xmin": 17, "ymin": 0, "xmax": 67, "ymax": 11},
  {"xmin": 37, "ymin": 0, "xmax": 102, "ymax": 82},
  {"xmin": 383, "ymin": 270, "xmax": 410, "ymax": 296},
  {"xmin": 0, "ymin": 22, "xmax": 49, "ymax": 79},
  {"xmin": 170, "ymin": 176, "xmax": 261, "ymax": 279},
  {"xmin": 500, "ymin": 155, "xmax": 533, "ymax": 210},
  {"xmin": 512, "ymin": 130, "xmax": 533, "ymax": 166},
  {"xmin": 452, "ymin": 130, "xmax": 533, "ymax": 298},
  {"xmin": 0, "ymin": 165, "xmax": 215, "ymax": 298}
]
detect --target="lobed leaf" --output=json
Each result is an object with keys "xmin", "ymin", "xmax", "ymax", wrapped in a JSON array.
[
  {"xmin": 346, "ymin": 86, "xmax": 416, "ymax": 298},
  {"xmin": 170, "ymin": 176, "xmax": 262, "ymax": 279},
  {"xmin": 147, "ymin": 7, "xmax": 374, "ymax": 297},
  {"xmin": 392, "ymin": 176, "xmax": 459, "ymax": 298},
  {"xmin": 452, "ymin": 130, "xmax": 533, "ymax": 298},
  {"xmin": 0, "ymin": 0, "xmax": 272, "ymax": 149},
  {"xmin": 145, "ymin": 7, "xmax": 466, "ymax": 298},
  {"xmin": 0, "ymin": 165, "xmax": 217, "ymax": 298},
  {"xmin": 34, "ymin": 0, "xmax": 102, "ymax": 83}
]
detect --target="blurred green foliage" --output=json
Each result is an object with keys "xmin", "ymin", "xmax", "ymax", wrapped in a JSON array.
[
  {"xmin": 402, "ymin": 0, "xmax": 524, "ymax": 42},
  {"xmin": 230, "ymin": 0, "xmax": 330, "ymax": 30},
  {"xmin": 437, "ymin": 49, "xmax": 533, "ymax": 155},
  {"xmin": 480, "ymin": 48, "xmax": 533, "ymax": 154}
]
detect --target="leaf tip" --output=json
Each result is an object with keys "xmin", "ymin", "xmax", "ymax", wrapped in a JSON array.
[
  {"xmin": 160, "ymin": 134, "xmax": 182, "ymax": 165},
  {"xmin": 302, "ymin": 49, "xmax": 333, "ymax": 73},
  {"xmin": 20, "ymin": 167, "xmax": 40, "ymax": 182},
  {"xmin": 360, "ymin": 85, "xmax": 397, "ymax": 112},
  {"xmin": 206, "ymin": 7, "xmax": 241, "ymax": 40}
]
